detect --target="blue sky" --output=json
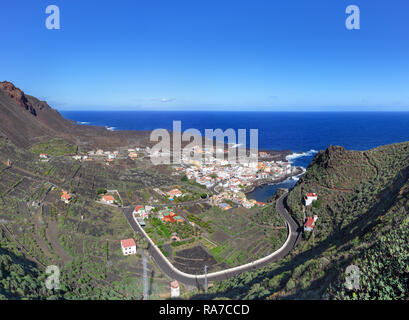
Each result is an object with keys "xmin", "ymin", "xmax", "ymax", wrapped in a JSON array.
[{"xmin": 1, "ymin": 0, "xmax": 408, "ymax": 111}]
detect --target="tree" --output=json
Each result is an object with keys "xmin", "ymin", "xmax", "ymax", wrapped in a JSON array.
[{"xmin": 96, "ymin": 188, "xmax": 107, "ymax": 195}]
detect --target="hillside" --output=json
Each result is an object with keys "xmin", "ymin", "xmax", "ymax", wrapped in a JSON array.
[
  {"xmin": 201, "ymin": 142, "xmax": 409, "ymax": 299},
  {"xmin": 0, "ymin": 81, "xmax": 152, "ymax": 150},
  {"xmin": 0, "ymin": 233, "xmax": 52, "ymax": 300}
]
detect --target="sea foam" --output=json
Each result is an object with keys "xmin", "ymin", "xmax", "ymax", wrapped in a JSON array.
[{"xmin": 286, "ymin": 149, "xmax": 318, "ymax": 162}]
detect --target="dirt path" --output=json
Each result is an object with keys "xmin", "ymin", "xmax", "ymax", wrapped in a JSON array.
[
  {"xmin": 32, "ymin": 208, "xmax": 55, "ymax": 260},
  {"xmin": 47, "ymin": 219, "xmax": 73, "ymax": 265}
]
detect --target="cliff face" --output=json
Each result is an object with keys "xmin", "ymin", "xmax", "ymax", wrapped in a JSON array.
[
  {"xmin": 0, "ymin": 81, "xmax": 152, "ymax": 149},
  {"xmin": 0, "ymin": 81, "xmax": 37, "ymax": 116}
]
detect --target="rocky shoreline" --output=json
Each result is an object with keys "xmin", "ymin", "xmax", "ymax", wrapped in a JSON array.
[{"xmin": 243, "ymin": 166, "xmax": 304, "ymax": 195}]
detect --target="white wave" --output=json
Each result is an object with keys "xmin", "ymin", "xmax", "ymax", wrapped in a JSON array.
[
  {"xmin": 77, "ymin": 121, "xmax": 90, "ymax": 125},
  {"xmin": 291, "ymin": 167, "xmax": 307, "ymax": 181},
  {"xmin": 286, "ymin": 149, "xmax": 318, "ymax": 162},
  {"xmin": 106, "ymin": 126, "xmax": 116, "ymax": 131}
]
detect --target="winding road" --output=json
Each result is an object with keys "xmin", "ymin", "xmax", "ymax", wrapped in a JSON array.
[{"xmin": 123, "ymin": 192, "xmax": 301, "ymax": 287}]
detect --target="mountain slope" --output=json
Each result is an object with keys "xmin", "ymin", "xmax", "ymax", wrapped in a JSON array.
[
  {"xmin": 0, "ymin": 81, "xmax": 152, "ymax": 149},
  {"xmin": 202, "ymin": 142, "xmax": 409, "ymax": 299}
]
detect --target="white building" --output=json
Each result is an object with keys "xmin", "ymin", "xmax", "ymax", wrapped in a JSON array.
[
  {"xmin": 304, "ymin": 193, "xmax": 318, "ymax": 206},
  {"xmin": 120, "ymin": 238, "xmax": 137, "ymax": 256},
  {"xmin": 304, "ymin": 215, "xmax": 319, "ymax": 232},
  {"xmin": 168, "ymin": 189, "xmax": 183, "ymax": 198},
  {"xmin": 101, "ymin": 195, "xmax": 115, "ymax": 204},
  {"xmin": 170, "ymin": 280, "xmax": 180, "ymax": 298},
  {"xmin": 133, "ymin": 205, "xmax": 151, "ymax": 219}
]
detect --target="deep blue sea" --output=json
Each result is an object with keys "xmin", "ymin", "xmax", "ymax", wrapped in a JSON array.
[{"xmin": 61, "ymin": 111, "xmax": 409, "ymax": 201}]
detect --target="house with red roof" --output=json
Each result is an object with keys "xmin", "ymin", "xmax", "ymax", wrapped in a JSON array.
[
  {"xmin": 167, "ymin": 188, "xmax": 183, "ymax": 198},
  {"xmin": 120, "ymin": 238, "xmax": 136, "ymax": 256},
  {"xmin": 304, "ymin": 193, "xmax": 318, "ymax": 206},
  {"xmin": 304, "ymin": 215, "xmax": 318, "ymax": 232},
  {"xmin": 61, "ymin": 190, "xmax": 72, "ymax": 204},
  {"xmin": 133, "ymin": 205, "xmax": 151, "ymax": 219},
  {"xmin": 162, "ymin": 210, "xmax": 183, "ymax": 223},
  {"xmin": 101, "ymin": 195, "xmax": 115, "ymax": 204}
]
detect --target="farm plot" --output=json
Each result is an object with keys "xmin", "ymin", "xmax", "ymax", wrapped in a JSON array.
[
  {"xmin": 187, "ymin": 204, "xmax": 289, "ymax": 267},
  {"xmin": 172, "ymin": 245, "xmax": 220, "ymax": 274}
]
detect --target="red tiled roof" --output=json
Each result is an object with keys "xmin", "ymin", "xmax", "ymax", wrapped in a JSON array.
[
  {"xmin": 134, "ymin": 205, "xmax": 143, "ymax": 212},
  {"xmin": 304, "ymin": 216, "xmax": 315, "ymax": 228},
  {"xmin": 121, "ymin": 238, "xmax": 136, "ymax": 248},
  {"xmin": 306, "ymin": 193, "xmax": 317, "ymax": 197},
  {"xmin": 103, "ymin": 195, "xmax": 114, "ymax": 201},
  {"xmin": 61, "ymin": 192, "xmax": 71, "ymax": 200}
]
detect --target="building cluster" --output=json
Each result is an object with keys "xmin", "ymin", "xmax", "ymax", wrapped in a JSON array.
[
  {"xmin": 127, "ymin": 148, "xmax": 140, "ymax": 159},
  {"xmin": 133, "ymin": 205, "xmax": 184, "ymax": 224},
  {"xmin": 211, "ymin": 191, "xmax": 265, "ymax": 210},
  {"xmin": 70, "ymin": 147, "xmax": 147, "ymax": 165},
  {"xmin": 174, "ymin": 158, "xmax": 294, "ymax": 209},
  {"xmin": 178, "ymin": 159, "xmax": 294, "ymax": 190},
  {"xmin": 71, "ymin": 149, "xmax": 119, "ymax": 165}
]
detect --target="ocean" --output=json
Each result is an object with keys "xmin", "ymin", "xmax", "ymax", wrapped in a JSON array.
[{"xmin": 61, "ymin": 111, "xmax": 409, "ymax": 201}]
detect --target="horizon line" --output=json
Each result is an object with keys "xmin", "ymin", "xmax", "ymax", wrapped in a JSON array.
[{"xmin": 58, "ymin": 108, "xmax": 409, "ymax": 112}]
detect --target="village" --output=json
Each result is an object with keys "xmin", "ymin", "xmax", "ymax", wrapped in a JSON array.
[
  {"xmin": 26, "ymin": 137, "xmax": 318, "ymax": 297},
  {"xmin": 37, "ymin": 140, "xmax": 316, "ymax": 298}
]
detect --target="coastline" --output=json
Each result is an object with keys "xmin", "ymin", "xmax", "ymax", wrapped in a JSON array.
[{"xmin": 244, "ymin": 166, "xmax": 304, "ymax": 195}]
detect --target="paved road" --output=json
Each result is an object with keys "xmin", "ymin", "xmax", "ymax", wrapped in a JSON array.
[{"xmin": 123, "ymin": 192, "xmax": 301, "ymax": 287}]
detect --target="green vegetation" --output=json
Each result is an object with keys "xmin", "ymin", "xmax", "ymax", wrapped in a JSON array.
[
  {"xmin": 329, "ymin": 219, "xmax": 409, "ymax": 300},
  {"xmin": 96, "ymin": 188, "xmax": 107, "ymax": 195},
  {"xmin": 187, "ymin": 214, "xmax": 214, "ymax": 233},
  {"xmin": 30, "ymin": 138, "xmax": 77, "ymax": 156},
  {"xmin": 0, "ymin": 236, "xmax": 52, "ymax": 300},
  {"xmin": 196, "ymin": 143, "xmax": 409, "ymax": 300}
]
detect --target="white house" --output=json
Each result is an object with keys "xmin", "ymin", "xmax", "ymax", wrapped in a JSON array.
[
  {"xmin": 304, "ymin": 193, "xmax": 318, "ymax": 206},
  {"xmin": 101, "ymin": 195, "xmax": 115, "ymax": 204},
  {"xmin": 168, "ymin": 189, "xmax": 183, "ymax": 198},
  {"xmin": 304, "ymin": 215, "xmax": 318, "ymax": 232},
  {"xmin": 133, "ymin": 205, "xmax": 150, "ymax": 219},
  {"xmin": 170, "ymin": 280, "xmax": 180, "ymax": 298},
  {"xmin": 120, "ymin": 238, "xmax": 137, "ymax": 256}
]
